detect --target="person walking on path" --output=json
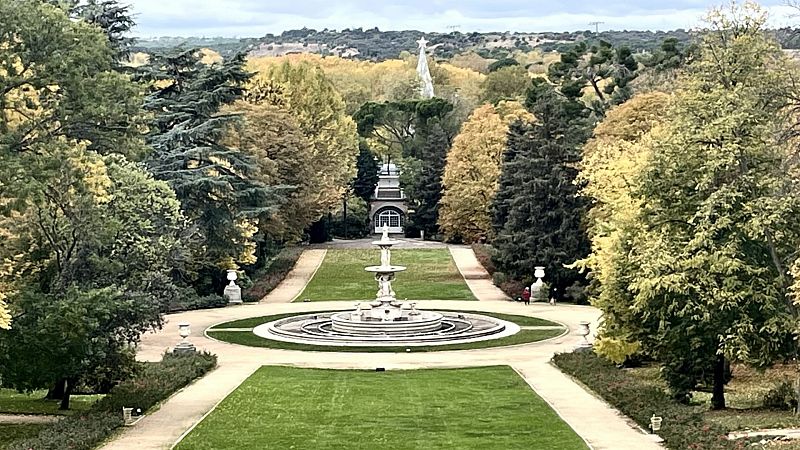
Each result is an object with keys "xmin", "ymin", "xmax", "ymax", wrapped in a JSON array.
[{"xmin": 522, "ymin": 287, "xmax": 531, "ymax": 305}]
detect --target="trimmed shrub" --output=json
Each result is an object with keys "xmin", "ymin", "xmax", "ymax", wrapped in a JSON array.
[
  {"xmin": 94, "ymin": 351, "xmax": 217, "ymax": 414},
  {"xmin": 553, "ymin": 351, "xmax": 747, "ymax": 450},
  {"xmin": 10, "ymin": 352, "xmax": 217, "ymax": 450},
  {"xmin": 472, "ymin": 243, "xmax": 497, "ymax": 274},
  {"xmin": 242, "ymin": 246, "xmax": 303, "ymax": 302},
  {"xmin": 8, "ymin": 412, "xmax": 122, "ymax": 450},
  {"xmin": 763, "ymin": 381, "xmax": 797, "ymax": 411}
]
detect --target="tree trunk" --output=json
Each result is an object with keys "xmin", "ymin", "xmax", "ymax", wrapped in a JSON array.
[
  {"xmin": 711, "ymin": 355, "xmax": 726, "ymax": 410},
  {"xmin": 59, "ymin": 378, "xmax": 75, "ymax": 411},
  {"xmin": 46, "ymin": 378, "xmax": 66, "ymax": 400}
]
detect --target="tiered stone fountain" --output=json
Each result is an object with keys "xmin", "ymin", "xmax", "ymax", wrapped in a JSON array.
[
  {"xmin": 252, "ymin": 226, "xmax": 520, "ymax": 346},
  {"xmin": 329, "ymin": 227, "xmax": 444, "ymax": 335}
]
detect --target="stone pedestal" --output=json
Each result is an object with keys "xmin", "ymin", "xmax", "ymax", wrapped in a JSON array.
[
  {"xmin": 224, "ymin": 283, "xmax": 242, "ymax": 304},
  {"xmin": 173, "ymin": 341, "xmax": 196, "ymax": 354}
]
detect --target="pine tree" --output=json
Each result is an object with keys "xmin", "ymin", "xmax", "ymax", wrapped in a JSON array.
[
  {"xmin": 141, "ymin": 49, "xmax": 280, "ymax": 285},
  {"xmin": 492, "ymin": 80, "xmax": 591, "ymax": 298}
]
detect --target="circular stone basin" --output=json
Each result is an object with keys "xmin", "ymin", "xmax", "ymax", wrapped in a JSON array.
[
  {"xmin": 252, "ymin": 311, "xmax": 520, "ymax": 347},
  {"xmin": 330, "ymin": 310, "xmax": 443, "ymax": 335}
]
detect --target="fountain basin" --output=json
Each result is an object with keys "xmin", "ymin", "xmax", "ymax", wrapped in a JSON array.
[
  {"xmin": 330, "ymin": 310, "xmax": 443, "ymax": 335},
  {"xmin": 252, "ymin": 311, "xmax": 520, "ymax": 347},
  {"xmin": 364, "ymin": 265, "xmax": 406, "ymax": 273}
]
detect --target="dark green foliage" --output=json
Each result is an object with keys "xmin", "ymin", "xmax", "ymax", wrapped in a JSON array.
[
  {"xmin": 7, "ymin": 412, "xmax": 123, "ymax": 450},
  {"xmin": 141, "ymin": 49, "xmax": 281, "ymax": 286},
  {"xmin": 71, "ymin": 0, "xmax": 136, "ymax": 60},
  {"xmin": 0, "ymin": 288, "xmax": 162, "ymax": 408},
  {"xmin": 763, "ymin": 381, "xmax": 798, "ymax": 411},
  {"xmin": 353, "ymin": 142, "xmax": 379, "ymax": 202},
  {"xmin": 488, "ymin": 57, "xmax": 520, "ymax": 72},
  {"xmin": 8, "ymin": 352, "xmax": 216, "ymax": 450},
  {"xmin": 242, "ymin": 247, "xmax": 304, "ymax": 301},
  {"xmin": 408, "ymin": 123, "xmax": 449, "ymax": 236},
  {"xmin": 492, "ymin": 81, "xmax": 591, "ymax": 299},
  {"xmin": 548, "ymin": 40, "xmax": 639, "ymax": 112},
  {"xmin": 642, "ymin": 37, "xmax": 695, "ymax": 71},
  {"xmin": 553, "ymin": 351, "xmax": 746, "ymax": 450}
]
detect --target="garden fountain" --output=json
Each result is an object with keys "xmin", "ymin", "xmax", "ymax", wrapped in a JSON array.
[{"xmin": 252, "ymin": 226, "xmax": 522, "ymax": 346}]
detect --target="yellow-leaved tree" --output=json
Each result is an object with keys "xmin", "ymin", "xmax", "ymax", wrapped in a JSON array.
[
  {"xmin": 247, "ymin": 60, "xmax": 359, "ymax": 216},
  {"xmin": 576, "ymin": 91, "xmax": 669, "ymax": 362},
  {"xmin": 439, "ymin": 101, "xmax": 533, "ymax": 242}
]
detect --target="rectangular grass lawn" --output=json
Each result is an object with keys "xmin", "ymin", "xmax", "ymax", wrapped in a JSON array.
[
  {"xmin": 174, "ymin": 366, "xmax": 587, "ymax": 450},
  {"xmin": 297, "ymin": 249, "xmax": 475, "ymax": 301}
]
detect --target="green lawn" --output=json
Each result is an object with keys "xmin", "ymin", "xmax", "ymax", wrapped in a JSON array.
[
  {"xmin": 297, "ymin": 249, "xmax": 475, "ymax": 301},
  {"xmin": 0, "ymin": 388, "xmax": 102, "ymax": 415},
  {"xmin": 174, "ymin": 366, "xmax": 587, "ymax": 450},
  {"xmin": 0, "ymin": 423, "xmax": 47, "ymax": 450}
]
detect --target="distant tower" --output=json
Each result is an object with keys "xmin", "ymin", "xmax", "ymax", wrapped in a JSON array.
[{"xmin": 416, "ymin": 37, "xmax": 434, "ymax": 99}]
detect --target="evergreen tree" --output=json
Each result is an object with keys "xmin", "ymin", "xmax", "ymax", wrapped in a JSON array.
[
  {"xmin": 141, "ymin": 49, "xmax": 280, "ymax": 288},
  {"xmin": 353, "ymin": 142, "xmax": 380, "ymax": 203},
  {"xmin": 409, "ymin": 122, "xmax": 449, "ymax": 236},
  {"xmin": 492, "ymin": 80, "xmax": 591, "ymax": 298}
]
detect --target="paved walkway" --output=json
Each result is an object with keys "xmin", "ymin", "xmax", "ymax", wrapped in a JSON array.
[
  {"xmin": 449, "ymin": 245, "xmax": 510, "ymax": 301},
  {"xmin": 101, "ymin": 249, "xmax": 661, "ymax": 450},
  {"xmin": 259, "ymin": 249, "xmax": 326, "ymax": 303}
]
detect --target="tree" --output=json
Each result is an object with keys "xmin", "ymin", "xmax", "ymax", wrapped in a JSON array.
[
  {"xmin": 0, "ymin": 0, "xmax": 147, "ymax": 159},
  {"xmin": 439, "ymin": 102, "xmax": 533, "ymax": 243},
  {"xmin": 481, "ymin": 65, "xmax": 530, "ymax": 104},
  {"xmin": 353, "ymin": 142, "xmax": 380, "ymax": 203},
  {"xmin": 408, "ymin": 122, "xmax": 450, "ymax": 236},
  {"xmin": 575, "ymin": 92, "xmax": 669, "ymax": 362},
  {"xmin": 0, "ymin": 142, "xmax": 186, "ymax": 409},
  {"xmin": 548, "ymin": 40, "xmax": 638, "ymax": 111},
  {"xmin": 587, "ymin": 3, "xmax": 800, "ymax": 408},
  {"xmin": 141, "ymin": 49, "xmax": 280, "ymax": 285},
  {"xmin": 223, "ymin": 101, "xmax": 315, "ymax": 243},
  {"xmin": 492, "ymin": 80, "xmax": 591, "ymax": 298},
  {"xmin": 487, "ymin": 58, "xmax": 520, "ymax": 72},
  {"xmin": 249, "ymin": 60, "xmax": 359, "ymax": 214}
]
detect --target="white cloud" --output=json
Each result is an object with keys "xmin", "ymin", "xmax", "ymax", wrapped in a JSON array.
[{"xmin": 125, "ymin": 0, "xmax": 798, "ymax": 37}]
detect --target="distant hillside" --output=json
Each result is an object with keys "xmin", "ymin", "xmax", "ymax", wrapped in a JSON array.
[{"xmin": 134, "ymin": 27, "xmax": 800, "ymax": 61}]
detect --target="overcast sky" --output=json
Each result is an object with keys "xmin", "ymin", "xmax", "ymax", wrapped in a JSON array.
[{"xmin": 127, "ymin": 1, "xmax": 798, "ymax": 38}]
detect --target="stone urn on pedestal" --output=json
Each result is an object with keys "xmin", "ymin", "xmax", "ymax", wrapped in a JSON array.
[
  {"xmin": 224, "ymin": 269, "xmax": 242, "ymax": 304},
  {"xmin": 575, "ymin": 321, "xmax": 593, "ymax": 351},
  {"xmin": 173, "ymin": 322, "xmax": 196, "ymax": 354}
]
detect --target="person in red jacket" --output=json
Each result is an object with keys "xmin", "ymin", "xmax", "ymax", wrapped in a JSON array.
[{"xmin": 522, "ymin": 287, "xmax": 531, "ymax": 305}]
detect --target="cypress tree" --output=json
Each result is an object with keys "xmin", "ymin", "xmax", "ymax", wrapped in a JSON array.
[{"xmin": 491, "ymin": 80, "xmax": 591, "ymax": 298}]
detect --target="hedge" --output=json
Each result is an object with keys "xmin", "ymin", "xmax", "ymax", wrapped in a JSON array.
[
  {"xmin": 552, "ymin": 351, "xmax": 749, "ymax": 450},
  {"xmin": 9, "ymin": 352, "xmax": 217, "ymax": 450}
]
